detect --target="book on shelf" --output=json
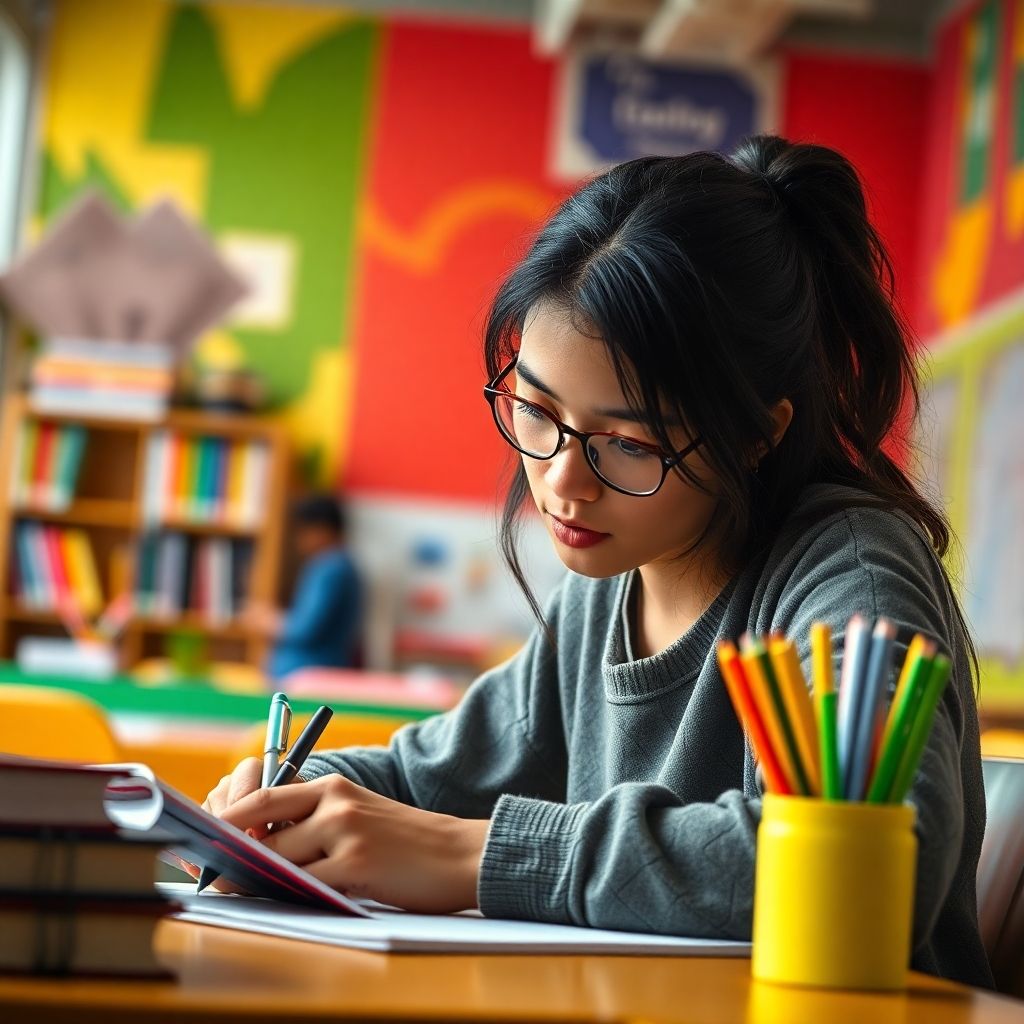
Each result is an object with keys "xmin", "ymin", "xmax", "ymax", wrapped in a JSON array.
[
  {"xmin": 134, "ymin": 530, "xmax": 252, "ymax": 622},
  {"xmin": 142, "ymin": 431, "xmax": 269, "ymax": 528},
  {"xmin": 12, "ymin": 522, "xmax": 103, "ymax": 615},
  {"xmin": 9, "ymin": 420, "xmax": 87, "ymax": 510}
]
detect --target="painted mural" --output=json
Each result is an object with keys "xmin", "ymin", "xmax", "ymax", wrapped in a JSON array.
[
  {"xmin": 917, "ymin": 0, "xmax": 1024, "ymax": 711},
  {"xmin": 39, "ymin": 0, "xmax": 379, "ymax": 483}
]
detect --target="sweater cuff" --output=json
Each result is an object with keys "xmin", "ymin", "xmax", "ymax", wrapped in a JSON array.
[
  {"xmin": 478, "ymin": 794, "xmax": 586, "ymax": 922},
  {"xmin": 296, "ymin": 756, "xmax": 336, "ymax": 782}
]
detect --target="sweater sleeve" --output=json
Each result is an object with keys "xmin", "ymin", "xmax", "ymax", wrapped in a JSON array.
[
  {"xmin": 479, "ymin": 509, "xmax": 972, "ymax": 950},
  {"xmin": 297, "ymin": 584, "xmax": 569, "ymax": 819}
]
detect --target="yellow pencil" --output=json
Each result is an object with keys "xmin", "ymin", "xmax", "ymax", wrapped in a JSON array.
[
  {"xmin": 811, "ymin": 623, "xmax": 843, "ymax": 799},
  {"xmin": 770, "ymin": 638, "xmax": 822, "ymax": 796}
]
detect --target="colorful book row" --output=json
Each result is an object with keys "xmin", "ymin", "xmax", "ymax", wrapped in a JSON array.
[
  {"xmin": 9, "ymin": 422, "xmax": 87, "ymax": 511},
  {"xmin": 141, "ymin": 433, "xmax": 269, "ymax": 528},
  {"xmin": 134, "ymin": 531, "xmax": 253, "ymax": 622},
  {"xmin": 12, "ymin": 522, "xmax": 103, "ymax": 615}
]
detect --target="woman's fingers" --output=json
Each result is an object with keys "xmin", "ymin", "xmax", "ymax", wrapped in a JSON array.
[
  {"xmin": 220, "ymin": 774, "xmax": 343, "ymax": 832},
  {"xmin": 226, "ymin": 757, "xmax": 263, "ymax": 806}
]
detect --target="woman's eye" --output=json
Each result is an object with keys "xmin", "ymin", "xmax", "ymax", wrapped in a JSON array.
[
  {"xmin": 613, "ymin": 438, "xmax": 654, "ymax": 458},
  {"xmin": 515, "ymin": 400, "xmax": 546, "ymax": 420}
]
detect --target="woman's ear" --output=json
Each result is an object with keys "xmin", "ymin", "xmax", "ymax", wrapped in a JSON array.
[
  {"xmin": 768, "ymin": 398, "xmax": 794, "ymax": 447},
  {"xmin": 753, "ymin": 398, "xmax": 794, "ymax": 462}
]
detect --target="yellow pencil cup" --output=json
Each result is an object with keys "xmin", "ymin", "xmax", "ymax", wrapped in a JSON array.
[{"xmin": 751, "ymin": 794, "xmax": 917, "ymax": 991}]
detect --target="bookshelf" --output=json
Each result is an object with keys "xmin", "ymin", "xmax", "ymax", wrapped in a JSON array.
[{"xmin": 0, "ymin": 392, "xmax": 289, "ymax": 670}]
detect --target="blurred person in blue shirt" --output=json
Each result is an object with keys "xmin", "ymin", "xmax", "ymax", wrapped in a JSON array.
[{"xmin": 243, "ymin": 493, "xmax": 362, "ymax": 680}]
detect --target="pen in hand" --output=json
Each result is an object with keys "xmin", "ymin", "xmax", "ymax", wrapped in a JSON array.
[
  {"xmin": 262, "ymin": 691, "xmax": 292, "ymax": 788},
  {"xmin": 196, "ymin": 704, "xmax": 334, "ymax": 894}
]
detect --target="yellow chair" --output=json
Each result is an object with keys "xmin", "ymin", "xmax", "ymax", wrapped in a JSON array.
[
  {"xmin": 0, "ymin": 684, "xmax": 122, "ymax": 762},
  {"xmin": 980, "ymin": 729, "xmax": 1024, "ymax": 760},
  {"xmin": 228, "ymin": 712, "xmax": 406, "ymax": 771}
]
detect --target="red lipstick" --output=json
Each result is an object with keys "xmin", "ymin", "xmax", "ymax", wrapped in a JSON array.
[{"xmin": 549, "ymin": 514, "xmax": 610, "ymax": 549}]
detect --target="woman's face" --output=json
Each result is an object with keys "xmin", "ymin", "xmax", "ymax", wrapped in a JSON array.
[{"xmin": 514, "ymin": 304, "xmax": 721, "ymax": 582}]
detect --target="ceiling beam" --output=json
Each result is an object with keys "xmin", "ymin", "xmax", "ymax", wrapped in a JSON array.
[{"xmin": 534, "ymin": 0, "xmax": 586, "ymax": 56}]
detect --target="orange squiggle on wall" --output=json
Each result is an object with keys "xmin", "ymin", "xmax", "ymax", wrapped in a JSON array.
[{"xmin": 359, "ymin": 182, "xmax": 557, "ymax": 274}]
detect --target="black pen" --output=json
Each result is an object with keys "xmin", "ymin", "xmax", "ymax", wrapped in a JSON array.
[{"xmin": 196, "ymin": 705, "xmax": 334, "ymax": 893}]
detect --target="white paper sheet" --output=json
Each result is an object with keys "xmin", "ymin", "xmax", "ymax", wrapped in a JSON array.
[{"xmin": 161, "ymin": 883, "xmax": 752, "ymax": 957}]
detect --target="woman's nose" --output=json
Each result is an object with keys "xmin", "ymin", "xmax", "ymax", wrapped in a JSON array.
[{"xmin": 544, "ymin": 435, "xmax": 602, "ymax": 502}]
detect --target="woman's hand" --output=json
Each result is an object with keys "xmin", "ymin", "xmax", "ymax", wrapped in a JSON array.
[
  {"xmin": 176, "ymin": 757, "xmax": 305, "ymax": 880},
  {"xmin": 217, "ymin": 775, "xmax": 490, "ymax": 914}
]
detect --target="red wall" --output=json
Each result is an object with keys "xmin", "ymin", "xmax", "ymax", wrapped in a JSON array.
[{"xmin": 344, "ymin": 23, "xmax": 931, "ymax": 502}]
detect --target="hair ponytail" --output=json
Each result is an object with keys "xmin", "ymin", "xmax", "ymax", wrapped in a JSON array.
[{"xmin": 731, "ymin": 135, "xmax": 951, "ymax": 557}]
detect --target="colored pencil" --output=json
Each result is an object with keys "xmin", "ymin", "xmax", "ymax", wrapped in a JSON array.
[
  {"xmin": 836, "ymin": 614, "xmax": 872, "ymax": 798},
  {"xmin": 717, "ymin": 641, "xmax": 791, "ymax": 795},
  {"xmin": 866, "ymin": 641, "xmax": 936, "ymax": 803},
  {"xmin": 742, "ymin": 636, "xmax": 811, "ymax": 796},
  {"xmin": 847, "ymin": 618, "xmax": 897, "ymax": 801},
  {"xmin": 888, "ymin": 654, "xmax": 953, "ymax": 804},
  {"xmin": 769, "ymin": 638, "xmax": 821, "ymax": 796},
  {"xmin": 811, "ymin": 623, "xmax": 842, "ymax": 800}
]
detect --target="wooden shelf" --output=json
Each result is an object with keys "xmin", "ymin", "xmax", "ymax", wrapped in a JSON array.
[
  {"xmin": 0, "ymin": 392, "xmax": 289, "ymax": 670},
  {"xmin": 133, "ymin": 614, "xmax": 254, "ymax": 640},
  {"xmin": 156, "ymin": 517, "xmax": 260, "ymax": 538},
  {"xmin": 6, "ymin": 603, "xmax": 63, "ymax": 624},
  {"xmin": 12, "ymin": 498, "xmax": 136, "ymax": 528}
]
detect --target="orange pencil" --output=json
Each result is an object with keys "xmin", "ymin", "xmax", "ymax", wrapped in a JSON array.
[
  {"xmin": 769, "ymin": 638, "xmax": 822, "ymax": 796},
  {"xmin": 717, "ymin": 641, "xmax": 792, "ymax": 795}
]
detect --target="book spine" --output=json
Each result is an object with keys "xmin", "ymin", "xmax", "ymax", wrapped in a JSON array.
[
  {"xmin": 9, "ymin": 419, "xmax": 33, "ymax": 506},
  {"xmin": 54, "ymin": 425, "xmax": 87, "ymax": 511},
  {"xmin": 32, "ymin": 423, "xmax": 56, "ymax": 507}
]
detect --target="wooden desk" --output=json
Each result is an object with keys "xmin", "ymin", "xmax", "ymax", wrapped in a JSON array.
[{"xmin": 0, "ymin": 918, "xmax": 1020, "ymax": 1024}]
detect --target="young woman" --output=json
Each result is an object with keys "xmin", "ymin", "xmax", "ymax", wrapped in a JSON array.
[{"xmin": 203, "ymin": 135, "xmax": 993, "ymax": 988}]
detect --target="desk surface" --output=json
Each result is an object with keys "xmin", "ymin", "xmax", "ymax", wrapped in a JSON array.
[{"xmin": 0, "ymin": 918, "xmax": 1019, "ymax": 1024}]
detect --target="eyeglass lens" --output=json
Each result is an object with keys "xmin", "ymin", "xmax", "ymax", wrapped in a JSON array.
[{"xmin": 492, "ymin": 393, "xmax": 665, "ymax": 495}]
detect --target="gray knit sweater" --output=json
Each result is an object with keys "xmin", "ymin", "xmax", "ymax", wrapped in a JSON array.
[{"xmin": 301, "ymin": 485, "xmax": 994, "ymax": 988}]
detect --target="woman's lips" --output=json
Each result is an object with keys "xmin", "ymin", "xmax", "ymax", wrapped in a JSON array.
[{"xmin": 549, "ymin": 514, "xmax": 610, "ymax": 549}]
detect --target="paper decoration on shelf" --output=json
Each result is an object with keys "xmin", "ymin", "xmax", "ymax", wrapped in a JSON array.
[{"xmin": 0, "ymin": 191, "xmax": 247, "ymax": 351}]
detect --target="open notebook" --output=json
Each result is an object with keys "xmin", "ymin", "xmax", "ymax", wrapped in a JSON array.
[{"xmin": 162, "ymin": 882, "xmax": 751, "ymax": 957}]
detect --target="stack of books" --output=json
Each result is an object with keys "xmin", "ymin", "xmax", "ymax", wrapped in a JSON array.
[
  {"xmin": 12, "ymin": 522, "xmax": 103, "ymax": 614},
  {"xmin": 0, "ymin": 756, "xmax": 180, "ymax": 977},
  {"xmin": 141, "ymin": 431, "xmax": 270, "ymax": 527},
  {"xmin": 8, "ymin": 421, "xmax": 87, "ymax": 510},
  {"xmin": 29, "ymin": 338, "xmax": 175, "ymax": 421}
]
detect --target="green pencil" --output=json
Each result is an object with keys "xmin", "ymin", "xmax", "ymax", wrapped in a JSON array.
[
  {"xmin": 751, "ymin": 638, "xmax": 812, "ymax": 796},
  {"xmin": 865, "ymin": 647, "xmax": 935, "ymax": 803},
  {"xmin": 888, "ymin": 654, "xmax": 953, "ymax": 804}
]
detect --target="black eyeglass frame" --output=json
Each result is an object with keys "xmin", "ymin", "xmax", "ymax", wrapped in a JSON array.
[{"xmin": 483, "ymin": 356, "xmax": 703, "ymax": 498}]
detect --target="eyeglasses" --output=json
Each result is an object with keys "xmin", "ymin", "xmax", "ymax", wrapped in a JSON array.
[{"xmin": 483, "ymin": 357, "xmax": 702, "ymax": 497}]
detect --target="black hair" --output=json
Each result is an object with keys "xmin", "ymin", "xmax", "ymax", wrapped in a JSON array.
[
  {"xmin": 485, "ymin": 134, "xmax": 976, "ymax": 679},
  {"xmin": 293, "ymin": 493, "xmax": 345, "ymax": 536}
]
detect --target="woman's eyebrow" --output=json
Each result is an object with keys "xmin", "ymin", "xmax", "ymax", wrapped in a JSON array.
[{"xmin": 516, "ymin": 359, "xmax": 648, "ymax": 423}]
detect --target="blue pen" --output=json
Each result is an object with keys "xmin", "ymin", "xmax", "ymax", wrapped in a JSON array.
[
  {"xmin": 836, "ymin": 614, "xmax": 871, "ymax": 797},
  {"xmin": 846, "ymin": 617, "xmax": 897, "ymax": 801}
]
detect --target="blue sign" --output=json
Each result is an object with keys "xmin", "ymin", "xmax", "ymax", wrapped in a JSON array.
[{"xmin": 557, "ymin": 51, "xmax": 773, "ymax": 175}]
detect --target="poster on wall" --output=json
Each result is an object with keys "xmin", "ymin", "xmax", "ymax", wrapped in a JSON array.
[
  {"xmin": 552, "ymin": 48, "xmax": 779, "ymax": 179},
  {"xmin": 916, "ymin": 292, "xmax": 1024, "ymax": 713}
]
